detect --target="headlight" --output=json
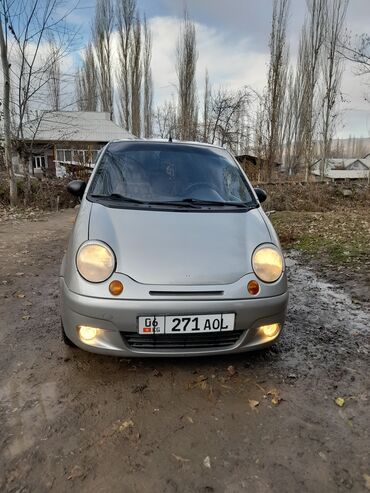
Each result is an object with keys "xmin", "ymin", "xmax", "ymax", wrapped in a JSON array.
[
  {"xmin": 76, "ymin": 241, "xmax": 115, "ymax": 282},
  {"xmin": 252, "ymin": 244, "xmax": 283, "ymax": 283}
]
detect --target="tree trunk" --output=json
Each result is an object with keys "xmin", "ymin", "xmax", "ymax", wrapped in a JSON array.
[
  {"xmin": 19, "ymin": 149, "xmax": 31, "ymax": 205},
  {"xmin": 0, "ymin": 18, "xmax": 17, "ymax": 206}
]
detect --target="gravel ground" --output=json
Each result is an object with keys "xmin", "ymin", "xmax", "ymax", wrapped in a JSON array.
[{"xmin": 0, "ymin": 209, "xmax": 369, "ymax": 493}]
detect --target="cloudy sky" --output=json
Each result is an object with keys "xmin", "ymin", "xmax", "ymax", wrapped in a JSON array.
[{"xmin": 69, "ymin": 0, "xmax": 370, "ymax": 138}]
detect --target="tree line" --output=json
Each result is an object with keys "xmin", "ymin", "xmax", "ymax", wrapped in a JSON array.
[
  {"xmin": 74, "ymin": 0, "xmax": 365, "ymax": 182},
  {"xmin": 1, "ymin": 0, "xmax": 369, "ymax": 206},
  {"xmin": 76, "ymin": 0, "xmax": 153, "ymax": 138},
  {"xmin": 255, "ymin": 0, "xmax": 351, "ymax": 180},
  {"xmin": 75, "ymin": 2, "xmax": 251, "ymax": 153}
]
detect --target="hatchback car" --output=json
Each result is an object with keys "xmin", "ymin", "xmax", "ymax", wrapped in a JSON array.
[{"xmin": 60, "ymin": 140, "xmax": 288, "ymax": 357}]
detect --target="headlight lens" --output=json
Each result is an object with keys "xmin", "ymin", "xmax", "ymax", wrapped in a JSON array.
[
  {"xmin": 76, "ymin": 242, "xmax": 115, "ymax": 282},
  {"xmin": 252, "ymin": 244, "xmax": 283, "ymax": 283}
]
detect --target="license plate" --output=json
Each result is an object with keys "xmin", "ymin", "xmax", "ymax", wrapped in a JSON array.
[{"xmin": 138, "ymin": 314, "xmax": 235, "ymax": 335}]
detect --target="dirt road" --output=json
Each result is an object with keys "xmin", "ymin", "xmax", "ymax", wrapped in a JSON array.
[{"xmin": 0, "ymin": 209, "xmax": 369, "ymax": 493}]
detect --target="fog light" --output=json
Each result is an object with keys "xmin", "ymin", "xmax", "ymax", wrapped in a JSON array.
[
  {"xmin": 78, "ymin": 325, "xmax": 100, "ymax": 342},
  {"xmin": 247, "ymin": 280, "xmax": 260, "ymax": 295},
  {"xmin": 109, "ymin": 280, "xmax": 124, "ymax": 296},
  {"xmin": 260, "ymin": 323, "xmax": 281, "ymax": 338}
]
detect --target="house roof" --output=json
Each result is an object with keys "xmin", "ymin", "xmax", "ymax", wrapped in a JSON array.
[
  {"xmin": 22, "ymin": 111, "xmax": 135, "ymax": 143},
  {"xmin": 311, "ymin": 157, "xmax": 370, "ymax": 174},
  {"xmin": 235, "ymin": 154, "xmax": 282, "ymax": 167},
  {"xmin": 312, "ymin": 169, "xmax": 370, "ymax": 179}
]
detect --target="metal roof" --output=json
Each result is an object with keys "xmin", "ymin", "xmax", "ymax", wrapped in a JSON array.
[
  {"xmin": 311, "ymin": 158, "xmax": 370, "ymax": 173},
  {"xmin": 312, "ymin": 169, "xmax": 370, "ymax": 179},
  {"xmin": 22, "ymin": 111, "xmax": 136, "ymax": 143}
]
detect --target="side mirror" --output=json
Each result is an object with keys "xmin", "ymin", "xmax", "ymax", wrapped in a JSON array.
[
  {"xmin": 254, "ymin": 187, "xmax": 267, "ymax": 203},
  {"xmin": 67, "ymin": 180, "xmax": 86, "ymax": 199}
]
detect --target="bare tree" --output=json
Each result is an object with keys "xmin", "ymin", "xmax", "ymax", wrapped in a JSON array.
[
  {"xmin": 0, "ymin": 0, "xmax": 75, "ymax": 205},
  {"xmin": 176, "ymin": 10, "xmax": 198, "ymax": 141},
  {"xmin": 93, "ymin": 0, "xmax": 114, "ymax": 119},
  {"xmin": 341, "ymin": 33, "xmax": 370, "ymax": 77},
  {"xmin": 320, "ymin": 0, "xmax": 348, "ymax": 179},
  {"xmin": 287, "ymin": 30, "xmax": 313, "ymax": 176},
  {"xmin": 76, "ymin": 42, "xmax": 98, "ymax": 111},
  {"xmin": 154, "ymin": 100, "xmax": 177, "ymax": 139},
  {"xmin": 47, "ymin": 34, "xmax": 61, "ymax": 111},
  {"xmin": 301, "ymin": 0, "xmax": 326, "ymax": 178},
  {"xmin": 209, "ymin": 87, "xmax": 250, "ymax": 154},
  {"xmin": 130, "ymin": 14, "xmax": 141, "ymax": 136},
  {"xmin": 233, "ymin": 101, "xmax": 251, "ymax": 155},
  {"xmin": 265, "ymin": 0, "xmax": 289, "ymax": 180},
  {"xmin": 116, "ymin": 0, "xmax": 136, "ymax": 130},
  {"xmin": 142, "ymin": 15, "xmax": 153, "ymax": 137},
  {"xmin": 253, "ymin": 95, "xmax": 269, "ymax": 182},
  {"xmin": 331, "ymin": 137, "xmax": 345, "ymax": 158},
  {"xmin": 283, "ymin": 0, "xmax": 325, "ymax": 178},
  {"xmin": 0, "ymin": 4, "xmax": 16, "ymax": 204},
  {"xmin": 352, "ymin": 137, "xmax": 369, "ymax": 157},
  {"xmin": 281, "ymin": 69, "xmax": 296, "ymax": 174},
  {"xmin": 202, "ymin": 69, "xmax": 211, "ymax": 142},
  {"xmin": 340, "ymin": 34, "xmax": 370, "ymax": 103}
]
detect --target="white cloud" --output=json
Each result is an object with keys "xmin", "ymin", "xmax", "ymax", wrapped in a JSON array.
[
  {"xmin": 150, "ymin": 16, "xmax": 269, "ymax": 107},
  {"xmin": 1, "ymin": 38, "xmax": 76, "ymax": 114},
  {"xmin": 148, "ymin": 11, "xmax": 370, "ymax": 138},
  {"xmin": 338, "ymin": 60, "xmax": 370, "ymax": 138}
]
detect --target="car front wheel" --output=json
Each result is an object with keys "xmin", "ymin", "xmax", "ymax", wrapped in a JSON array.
[{"xmin": 61, "ymin": 321, "xmax": 76, "ymax": 347}]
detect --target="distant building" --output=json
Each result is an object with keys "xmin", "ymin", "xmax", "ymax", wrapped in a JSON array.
[
  {"xmin": 13, "ymin": 111, "xmax": 135, "ymax": 178},
  {"xmin": 235, "ymin": 154, "xmax": 282, "ymax": 181},
  {"xmin": 311, "ymin": 157, "xmax": 370, "ymax": 181}
]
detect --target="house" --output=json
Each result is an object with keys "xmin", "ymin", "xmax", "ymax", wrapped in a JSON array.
[
  {"xmin": 15, "ymin": 111, "xmax": 135, "ymax": 178},
  {"xmin": 235, "ymin": 153, "xmax": 282, "ymax": 181},
  {"xmin": 311, "ymin": 157, "xmax": 370, "ymax": 181}
]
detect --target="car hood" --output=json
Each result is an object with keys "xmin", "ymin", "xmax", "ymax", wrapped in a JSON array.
[{"xmin": 89, "ymin": 203, "xmax": 272, "ymax": 285}]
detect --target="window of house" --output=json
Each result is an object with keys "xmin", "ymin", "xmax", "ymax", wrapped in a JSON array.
[
  {"xmin": 55, "ymin": 148, "xmax": 100, "ymax": 167},
  {"xmin": 56, "ymin": 149, "xmax": 73, "ymax": 163},
  {"xmin": 33, "ymin": 155, "xmax": 46, "ymax": 169},
  {"xmin": 75, "ymin": 150, "xmax": 86, "ymax": 164}
]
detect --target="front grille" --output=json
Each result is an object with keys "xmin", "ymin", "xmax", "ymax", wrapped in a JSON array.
[
  {"xmin": 121, "ymin": 330, "xmax": 244, "ymax": 350},
  {"xmin": 149, "ymin": 290, "xmax": 224, "ymax": 297}
]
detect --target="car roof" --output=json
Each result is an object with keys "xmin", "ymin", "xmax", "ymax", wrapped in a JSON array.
[{"xmin": 108, "ymin": 138, "xmax": 226, "ymax": 151}]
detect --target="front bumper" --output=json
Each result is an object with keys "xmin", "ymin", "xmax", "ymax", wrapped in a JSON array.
[{"xmin": 60, "ymin": 279, "xmax": 288, "ymax": 357}]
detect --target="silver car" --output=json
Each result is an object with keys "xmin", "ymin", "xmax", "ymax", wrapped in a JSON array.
[{"xmin": 60, "ymin": 140, "xmax": 288, "ymax": 357}]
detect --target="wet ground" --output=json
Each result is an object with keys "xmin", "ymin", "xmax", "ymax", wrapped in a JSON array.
[{"xmin": 0, "ymin": 209, "xmax": 369, "ymax": 493}]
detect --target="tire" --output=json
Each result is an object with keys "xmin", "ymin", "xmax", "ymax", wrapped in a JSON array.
[{"xmin": 61, "ymin": 321, "xmax": 76, "ymax": 347}]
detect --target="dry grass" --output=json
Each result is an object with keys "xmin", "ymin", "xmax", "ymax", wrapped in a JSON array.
[
  {"xmin": 0, "ymin": 177, "xmax": 77, "ymax": 210},
  {"xmin": 271, "ymin": 207, "xmax": 370, "ymax": 269},
  {"xmin": 260, "ymin": 182, "xmax": 370, "ymax": 212}
]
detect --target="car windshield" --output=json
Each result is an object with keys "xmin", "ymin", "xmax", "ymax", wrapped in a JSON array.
[{"xmin": 87, "ymin": 141, "xmax": 256, "ymax": 209}]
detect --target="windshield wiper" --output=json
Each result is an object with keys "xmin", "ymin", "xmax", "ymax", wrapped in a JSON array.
[
  {"xmin": 90, "ymin": 194, "xmax": 256, "ymax": 210},
  {"xmin": 171, "ymin": 198, "xmax": 257, "ymax": 209},
  {"xmin": 90, "ymin": 193, "xmax": 146, "ymax": 204},
  {"xmin": 146, "ymin": 200, "xmax": 201, "ymax": 209},
  {"xmin": 89, "ymin": 194, "xmax": 200, "ymax": 208}
]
